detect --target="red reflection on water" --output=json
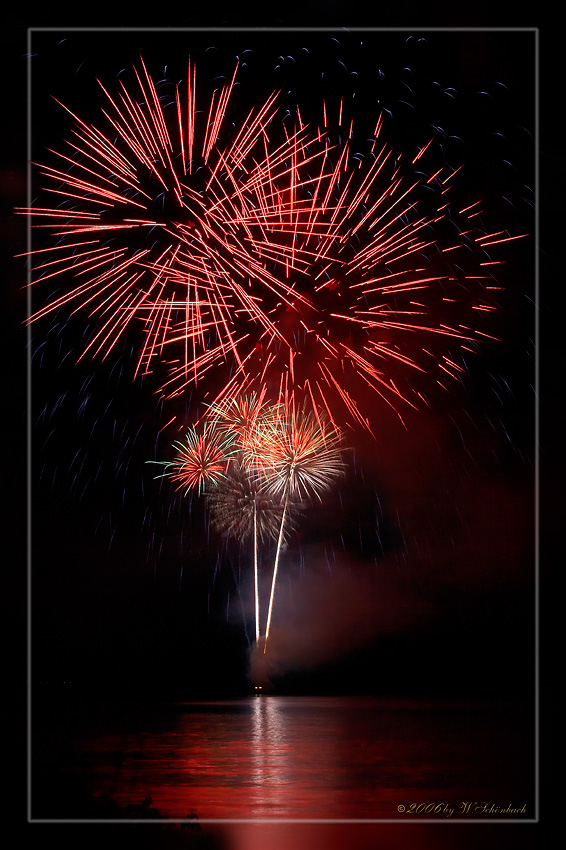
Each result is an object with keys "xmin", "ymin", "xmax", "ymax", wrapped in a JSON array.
[{"xmin": 36, "ymin": 696, "xmax": 534, "ymax": 823}]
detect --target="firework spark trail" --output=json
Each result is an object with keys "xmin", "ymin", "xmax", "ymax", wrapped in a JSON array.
[
  {"xmin": 242, "ymin": 403, "xmax": 345, "ymax": 650},
  {"xmin": 154, "ymin": 393, "xmax": 335, "ymax": 649},
  {"xmin": 26, "ymin": 51, "xmax": 525, "ymax": 660},
  {"xmin": 206, "ymin": 461, "xmax": 292, "ymax": 644},
  {"xmin": 20, "ymin": 58, "xmax": 519, "ymax": 434},
  {"xmin": 205, "ymin": 394, "xmax": 290, "ymax": 644}
]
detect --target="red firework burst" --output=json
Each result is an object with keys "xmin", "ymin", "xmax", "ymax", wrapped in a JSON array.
[
  {"xmin": 21, "ymin": 58, "xmax": 524, "ymax": 431},
  {"xmin": 205, "ymin": 391, "xmax": 280, "ymax": 451},
  {"xmin": 245, "ymin": 402, "xmax": 345, "ymax": 502}
]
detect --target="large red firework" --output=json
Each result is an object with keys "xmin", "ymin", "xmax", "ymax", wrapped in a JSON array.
[{"xmin": 22, "ymin": 58, "xmax": 521, "ymax": 431}]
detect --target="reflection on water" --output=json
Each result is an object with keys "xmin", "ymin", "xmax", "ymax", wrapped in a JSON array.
[{"xmin": 32, "ymin": 695, "xmax": 534, "ymax": 821}]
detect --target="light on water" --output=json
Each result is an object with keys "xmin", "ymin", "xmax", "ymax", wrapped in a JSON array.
[{"xmin": 32, "ymin": 695, "xmax": 534, "ymax": 821}]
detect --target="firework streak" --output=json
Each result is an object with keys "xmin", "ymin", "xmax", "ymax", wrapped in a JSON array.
[
  {"xmin": 24, "ymin": 55, "xmax": 524, "ymax": 659},
  {"xmin": 246, "ymin": 403, "xmax": 345, "ymax": 648},
  {"xmin": 151, "ymin": 395, "xmax": 344, "ymax": 648},
  {"xmin": 21, "ymin": 58, "xmax": 517, "ymax": 432}
]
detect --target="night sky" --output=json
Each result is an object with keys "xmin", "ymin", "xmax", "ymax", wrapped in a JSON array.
[
  {"xmin": 4, "ymin": 24, "xmax": 538, "ymax": 704},
  {"xmin": 2, "ymin": 9, "xmax": 556, "ymax": 850}
]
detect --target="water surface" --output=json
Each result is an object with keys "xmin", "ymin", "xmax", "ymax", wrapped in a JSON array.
[{"xmin": 32, "ymin": 694, "xmax": 534, "ymax": 820}]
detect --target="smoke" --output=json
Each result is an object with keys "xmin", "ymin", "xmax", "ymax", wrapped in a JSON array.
[
  {"xmin": 248, "ymin": 461, "xmax": 533, "ymax": 686},
  {"xmin": 248, "ymin": 551, "xmax": 437, "ymax": 684},
  {"xmin": 241, "ymin": 395, "xmax": 534, "ymax": 688}
]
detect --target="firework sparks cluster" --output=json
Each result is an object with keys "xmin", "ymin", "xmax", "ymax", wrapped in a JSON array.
[
  {"xmin": 22, "ymin": 56, "xmax": 519, "ymax": 433},
  {"xmin": 24, "ymin": 46, "xmax": 528, "ymax": 671},
  {"xmin": 154, "ymin": 393, "xmax": 345, "ymax": 647}
]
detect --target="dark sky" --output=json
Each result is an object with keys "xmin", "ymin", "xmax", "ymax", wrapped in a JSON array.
[{"xmin": 4, "ymin": 25, "xmax": 537, "ymax": 701}]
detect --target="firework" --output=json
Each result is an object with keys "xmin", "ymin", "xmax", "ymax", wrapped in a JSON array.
[
  {"xmin": 205, "ymin": 393, "xmax": 301, "ymax": 644},
  {"xmin": 158, "ymin": 395, "xmax": 341, "ymax": 647},
  {"xmin": 26, "ymin": 42, "xmax": 529, "ymax": 682},
  {"xmin": 206, "ymin": 461, "xmax": 295, "ymax": 643},
  {"xmin": 249, "ymin": 403, "xmax": 346, "ymax": 501},
  {"xmin": 244, "ymin": 403, "xmax": 346, "ymax": 649},
  {"xmin": 154, "ymin": 422, "xmax": 232, "ymax": 496},
  {"xmin": 205, "ymin": 392, "xmax": 282, "ymax": 456},
  {"xmin": 207, "ymin": 461, "xmax": 291, "ymax": 544},
  {"xmin": 21, "ymin": 57, "xmax": 514, "ymax": 434}
]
